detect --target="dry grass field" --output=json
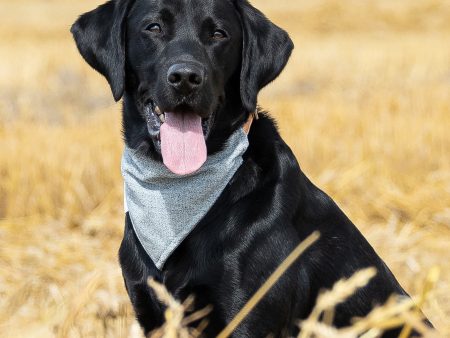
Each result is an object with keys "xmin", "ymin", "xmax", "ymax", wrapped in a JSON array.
[{"xmin": 0, "ymin": 0, "xmax": 449, "ymax": 337}]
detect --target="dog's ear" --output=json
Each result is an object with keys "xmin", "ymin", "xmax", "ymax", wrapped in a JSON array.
[
  {"xmin": 71, "ymin": 0, "xmax": 132, "ymax": 101},
  {"xmin": 234, "ymin": 0, "xmax": 294, "ymax": 113}
]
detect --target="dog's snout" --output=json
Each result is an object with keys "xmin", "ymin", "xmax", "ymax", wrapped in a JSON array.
[{"xmin": 167, "ymin": 63, "xmax": 204, "ymax": 94}]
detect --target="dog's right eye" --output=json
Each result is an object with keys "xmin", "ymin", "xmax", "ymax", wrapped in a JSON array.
[
  {"xmin": 145, "ymin": 23, "xmax": 162, "ymax": 34},
  {"xmin": 212, "ymin": 30, "xmax": 228, "ymax": 41}
]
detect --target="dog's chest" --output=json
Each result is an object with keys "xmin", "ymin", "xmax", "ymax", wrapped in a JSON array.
[{"xmin": 122, "ymin": 129, "xmax": 249, "ymax": 269}]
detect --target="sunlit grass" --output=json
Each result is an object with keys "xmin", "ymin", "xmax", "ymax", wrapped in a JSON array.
[{"xmin": 0, "ymin": 0, "xmax": 449, "ymax": 337}]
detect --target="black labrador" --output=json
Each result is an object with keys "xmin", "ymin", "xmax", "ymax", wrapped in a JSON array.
[{"xmin": 71, "ymin": 0, "xmax": 424, "ymax": 336}]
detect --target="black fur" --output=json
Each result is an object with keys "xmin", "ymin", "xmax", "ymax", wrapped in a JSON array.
[{"xmin": 71, "ymin": 0, "xmax": 427, "ymax": 336}]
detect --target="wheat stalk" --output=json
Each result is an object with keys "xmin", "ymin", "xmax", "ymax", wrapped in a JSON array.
[
  {"xmin": 217, "ymin": 231, "xmax": 321, "ymax": 338},
  {"xmin": 299, "ymin": 267, "xmax": 377, "ymax": 338}
]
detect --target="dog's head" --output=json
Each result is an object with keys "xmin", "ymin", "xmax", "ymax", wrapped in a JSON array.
[{"xmin": 71, "ymin": 0, "xmax": 293, "ymax": 175}]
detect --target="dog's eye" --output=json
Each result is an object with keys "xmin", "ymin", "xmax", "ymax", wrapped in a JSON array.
[
  {"xmin": 212, "ymin": 30, "xmax": 227, "ymax": 40},
  {"xmin": 145, "ymin": 23, "xmax": 162, "ymax": 34}
]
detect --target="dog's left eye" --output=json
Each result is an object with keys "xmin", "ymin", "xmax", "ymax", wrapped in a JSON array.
[
  {"xmin": 212, "ymin": 30, "xmax": 228, "ymax": 40},
  {"xmin": 145, "ymin": 23, "xmax": 162, "ymax": 34}
]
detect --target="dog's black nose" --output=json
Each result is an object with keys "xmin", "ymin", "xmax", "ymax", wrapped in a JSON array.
[{"xmin": 167, "ymin": 63, "xmax": 204, "ymax": 94}]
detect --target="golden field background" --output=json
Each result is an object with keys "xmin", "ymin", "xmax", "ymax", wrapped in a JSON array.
[{"xmin": 0, "ymin": 0, "xmax": 449, "ymax": 337}]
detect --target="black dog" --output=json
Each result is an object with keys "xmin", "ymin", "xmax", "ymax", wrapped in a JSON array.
[{"xmin": 72, "ymin": 0, "xmax": 423, "ymax": 336}]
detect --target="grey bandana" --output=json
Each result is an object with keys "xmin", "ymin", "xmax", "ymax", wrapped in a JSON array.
[{"xmin": 122, "ymin": 129, "xmax": 249, "ymax": 269}]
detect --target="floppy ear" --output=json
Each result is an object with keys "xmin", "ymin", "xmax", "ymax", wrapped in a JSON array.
[
  {"xmin": 235, "ymin": 0, "xmax": 294, "ymax": 113},
  {"xmin": 70, "ymin": 0, "xmax": 132, "ymax": 101}
]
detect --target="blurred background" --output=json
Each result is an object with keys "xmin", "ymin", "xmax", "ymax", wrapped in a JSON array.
[{"xmin": 0, "ymin": 0, "xmax": 449, "ymax": 337}]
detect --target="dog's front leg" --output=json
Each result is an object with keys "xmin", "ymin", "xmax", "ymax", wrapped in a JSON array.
[{"xmin": 119, "ymin": 215, "xmax": 165, "ymax": 335}]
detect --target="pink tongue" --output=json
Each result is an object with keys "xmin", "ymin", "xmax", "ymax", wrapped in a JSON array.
[{"xmin": 160, "ymin": 112, "xmax": 207, "ymax": 175}]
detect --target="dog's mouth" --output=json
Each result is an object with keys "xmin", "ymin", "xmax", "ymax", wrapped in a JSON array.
[
  {"xmin": 145, "ymin": 100, "xmax": 214, "ymax": 176},
  {"xmin": 145, "ymin": 101, "xmax": 212, "ymax": 141}
]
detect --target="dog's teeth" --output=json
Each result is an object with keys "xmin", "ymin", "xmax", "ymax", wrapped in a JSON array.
[
  {"xmin": 155, "ymin": 106, "xmax": 161, "ymax": 115},
  {"xmin": 159, "ymin": 114, "xmax": 165, "ymax": 123}
]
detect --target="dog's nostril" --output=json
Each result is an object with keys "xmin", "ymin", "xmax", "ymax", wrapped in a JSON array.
[
  {"xmin": 189, "ymin": 73, "xmax": 202, "ymax": 86},
  {"xmin": 168, "ymin": 72, "xmax": 182, "ymax": 84}
]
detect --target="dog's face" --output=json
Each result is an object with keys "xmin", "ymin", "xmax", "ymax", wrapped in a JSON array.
[
  {"xmin": 125, "ymin": 0, "xmax": 242, "ymax": 147},
  {"xmin": 72, "ymin": 0, "xmax": 293, "ymax": 174}
]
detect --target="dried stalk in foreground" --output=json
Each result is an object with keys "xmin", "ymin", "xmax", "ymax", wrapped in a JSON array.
[
  {"xmin": 399, "ymin": 266, "xmax": 440, "ymax": 338},
  {"xmin": 148, "ymin": 279, "xmax": 212, "ymax": 338},
  {"xmin": 298, "ymin": 267, "xmax": 440, "ymax": 338},
  {"xmin": 146, "ymin": 238, "xmax": 440, "ymax": 338},
  {"xmin": 146, "ymin": 232, "xmax": 320, "ymax": 338},
  {"xmin": 299, "ymin": 267, "xmax": 377, "ymax": 338},
  {"xmin": 217, "ymin": 231, "xmax": 321, "ymax": 338}
]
